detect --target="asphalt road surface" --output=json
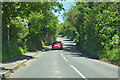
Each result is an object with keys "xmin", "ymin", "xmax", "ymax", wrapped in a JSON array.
[{"xmin": 9, "ymin": 37, "xmax": 119, "ymax": 79}]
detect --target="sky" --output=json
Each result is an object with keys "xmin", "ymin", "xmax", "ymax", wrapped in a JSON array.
[{"xmin": 52, "ymin": 1, "xmax": 76, "ymax": 24}]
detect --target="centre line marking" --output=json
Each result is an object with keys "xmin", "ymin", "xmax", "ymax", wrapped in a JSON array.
[
  {"xmin": 63, "ymin": 56, "xmax": 68, "ymax": 62},
  {"xmin": 70, "ymin": 65, "xmax": 88, "ymax": 80},
  {"xmin": 61, "ymin": 53, "xmax": 68, "ymax": 62}
]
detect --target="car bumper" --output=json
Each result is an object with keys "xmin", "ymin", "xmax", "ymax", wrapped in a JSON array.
[{"xmin": 52, "ymin": 47, "xmax": 62, "ymax": 50}]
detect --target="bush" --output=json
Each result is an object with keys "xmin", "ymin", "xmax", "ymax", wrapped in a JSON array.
[
  {"xmin": 19, "ymin": 47, "xmax": 24, "ymax": 55},
  {"xmin": 26, "ymin": 41, "xmax": 36, "ymax": 51},
  {"xmin": 73, "ymin": 38, "xmax": 79, "ymax": 43},
  {"xmin": 41, "ymin": 40, "xmax": 44, "ymax": 46},
  {"xmin": 2, "ymin": 43, "xmax": 22, "ymax": 62},
  {"xmin": 106, "ymin": 48, "xmax": 119, "ymax": 61},
  {"xmin": 53, "ymin": 34, "xmax": 57, "ymax": 41},
  {"xmin": 23, "ymin": 44, "xmax": 28, "ymax": 53},
  {"xmin": 59, "ymin": 35, "xmax": 63, "ymax": 37}
]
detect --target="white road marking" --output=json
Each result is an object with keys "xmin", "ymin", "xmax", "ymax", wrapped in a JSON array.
[
  {"xmin": 61, "ymin": 52, "xmax": 68, "ymax": 62},
  {"xmin": 70, "ymin": 65, "xmax": 88, "ymax": 80},
  {"xmin": 63, "ymin": 56, "xmax": 68, "ymax": 62}
]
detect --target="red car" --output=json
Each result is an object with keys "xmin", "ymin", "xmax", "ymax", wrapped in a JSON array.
[{"xmin": 52, "ymin": 41, "xmax": 63, "ymax": 50}]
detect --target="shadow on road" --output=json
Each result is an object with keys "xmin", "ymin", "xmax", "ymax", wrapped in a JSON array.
[
  {"xmin": 63, "ymin": 42, "xmax": 99, "ymax": 60},
  {"xmin": 63, "ymin": 44, "xmax": 76, "ymax": 46},
  {"xmin": 63, "ymin": 39, "xmax": 73, "ymax": 41},
  {"xmin": 63, "ymin": 46, "xmax": 99, "ymax": 60},
  {"xmin": 63, "ymin": 46, "xmax": 80, "ymax": 53},
  {"xmin": 0, "ymin": 67, "xmax": 12, "ymax": 71},
  {"xmin": 2, "ymin": 55, "xmax": 34, "ymax": 63},
  {"xmin": 67, "ymin": 53, "xmax": 87, "ymax": 57}
]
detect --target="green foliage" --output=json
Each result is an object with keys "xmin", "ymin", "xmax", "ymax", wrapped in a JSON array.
[
  {"xmin": 26, "ymin": 41, "xmax": 36, "ymax": 52},
  {"xmin": 2, "ymin": 2, "xmax": 64, "ymax": 61},
  {"xmin": 106, "ymin": 48, "xmax": 119, "ymax": 61},
  {"xmin": 59, "ymin": 35, "xmax": 63, "ymax": 37},
  {"xmin": 10, "ymin": 17, "xmax": 29, "ymax": 45},
  {"xmin": 60, "ymin": 2, "xmax": 120, "ymax": 62},
  {"xmin": 59, "ymin": 21, "xmax": 79, "ymax": 41},
  {"xmin": 2, "ymin": 43, "xmax": 22, "ymax": 62}
]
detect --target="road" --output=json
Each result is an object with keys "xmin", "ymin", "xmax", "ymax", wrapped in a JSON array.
[{"xmin": 9, "ymin": 37, "xmax": 119, "ymax": 79}]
